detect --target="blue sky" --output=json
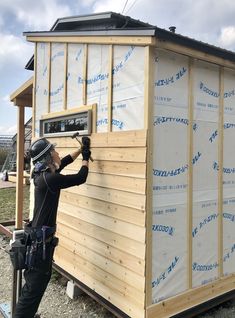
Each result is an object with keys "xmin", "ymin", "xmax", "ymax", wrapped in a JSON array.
[{"xmin": 1, "ymin": 0, "xmax": 235, "ymax": 135}]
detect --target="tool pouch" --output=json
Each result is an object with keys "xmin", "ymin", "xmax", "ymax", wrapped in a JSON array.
[{"xmin": 9, "ymin": 242, "xmax": 27, "ymax": 270}]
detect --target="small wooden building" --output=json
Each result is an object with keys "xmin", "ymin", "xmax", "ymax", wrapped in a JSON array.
[{"xmin": 12, "ymin": 11, "xmax": 235, "ymax": 318}]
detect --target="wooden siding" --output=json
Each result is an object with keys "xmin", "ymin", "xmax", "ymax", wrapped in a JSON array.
[{"xmin": 52, "ymin": 129, "xmax": 147, "ymax": 318}]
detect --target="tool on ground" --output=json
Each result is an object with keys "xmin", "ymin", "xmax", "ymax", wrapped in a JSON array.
[{"xmin": 71, "ymin": 132, "xmax": 94, "ymax": 162}]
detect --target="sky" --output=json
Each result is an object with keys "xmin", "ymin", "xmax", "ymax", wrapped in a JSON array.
[{"xmin": 1, "ymin": 0, "xmax": 235, "ymax": 135}]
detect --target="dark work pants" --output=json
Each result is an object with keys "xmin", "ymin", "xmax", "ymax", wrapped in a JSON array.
[{"xmin": 14, "ymin": 242, "xmax": 55, "ymax": 318}]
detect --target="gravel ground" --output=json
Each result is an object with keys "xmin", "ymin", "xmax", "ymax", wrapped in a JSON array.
[
  {"xmin": 1, "ymin": 234, "xmax": 235, "ymax": 318},
  {"xmin": 0, "ymin": 234, "xmax": 114, "ymax": 318}
]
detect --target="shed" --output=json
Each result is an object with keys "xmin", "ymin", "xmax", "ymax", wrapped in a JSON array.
[{"xmin": 12, "ymin": 11, "xmax": 235, "ymax": 318}]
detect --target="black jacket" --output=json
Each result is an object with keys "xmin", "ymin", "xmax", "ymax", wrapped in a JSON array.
[{"xmin": 31, "ymin": 155, "xmax": 88, "ymax": 227}]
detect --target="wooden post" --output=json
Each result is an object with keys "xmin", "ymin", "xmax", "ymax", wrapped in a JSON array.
[
  {"xmin": 32, "ymin": 43, "xmax": 37, "ymax": 138},
  {"xmin": 107, "ymin": 45, "xmax": 113, "ymax": 132},
  {"xmin": 144, "ymin": 45, "xmax": 154, "ymax": 307},
  {"xmin": 187, "ymin": 58, "xmax": 194, "ymax": 289},
  {"xmin": 63, "ymin": 43, "xmax": 68, "ymax": 110},
  {"xmin": 47, "ymin": 42, "xmax": 51, "ymax": 113},
  {"xmin": 218, "ymin": 66, "xmax": 224, "ymax": 277},
  {"xmin": 15, "ymin": 105, "xmax": 25, "ymax": 229},
  {"xmin": 83, "ymin": 44, "xmax": 88, "ymax": 106}
]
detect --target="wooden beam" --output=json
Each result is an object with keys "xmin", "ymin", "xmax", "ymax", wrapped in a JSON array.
[
  {"xmin": 47, "ymin": 42, "xmax": 51, "ymax": 113},
  {"xmin": 63, "ymin": 43, "xmax": 68, "ymax": 110},
  {"xmin": 26, "ymin": 35, "xmax": 156, "ymax": 46},
  {"xmin": 107, "ymin": 45, "xmax": 113, "ymax": 132},
  {"xmin": 187, "ymin": 57, "xmax": 194, "ymax": 289},
  {"xmin": 32, "ymin": 43, "xmax": 37, "ymax": 138},
  {"xmin": 15, "ymin": 106, "xmax": 25, "ymax": 229},
  {"xmin": 41, "ymin": 104, "xmax": 94, "ymax": 119},
  {"xmin": 218, "ymin": 66, "xmax": 224, "ymax": 277},
  {"xmin": 13, "ymin": 96, "xmax": 32, "ymax": 107},
  {"xmin": 156, "ymin": 39, "xmax": 235, "ymax": 70},
  {"xmin": 83, "ymin": 44, "xmax": 88, "ymax": 105},
  {"xmin": 144, "ymin": 45, "xmax": 154, "ymax": 307}
]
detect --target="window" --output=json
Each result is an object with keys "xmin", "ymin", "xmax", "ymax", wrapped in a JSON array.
[{"xmin": 40, "ymin": 111, "xmax": 91, "ymax": 137}]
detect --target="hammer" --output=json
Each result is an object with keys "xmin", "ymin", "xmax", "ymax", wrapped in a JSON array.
[{"xmin": 72, "ymin": 132, "xmax": 94, "ymax": 162}]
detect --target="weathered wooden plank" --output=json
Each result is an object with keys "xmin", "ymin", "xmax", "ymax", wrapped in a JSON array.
[
  {"xmin": 57, "ymin": 211, "xmax": 145, "ymax": 259},
  {"xmin": 60, "ymin": 191, "xmax": 145, "ymax": 226},
  {"xmin": 56, "ymin": 222, "xmax": 145, "ymax": 275},
  {"xmin": 58, "ymin": 233, "xmax": 145, "ymax": 292},
  {"xmin": 54, "ymin": 246, "xmax": 145, "ymax": 318},
  {"xmin": 62, "ymin": 170, "xmax": 146, "ymax": 194},
  {"xmin": 64, "ymin": 184, "xmax": 146, "ymax": 210},
  {"xmin": 58, "ymin": 202, "xmax": 146, "ymax": 242},
  {"xmin": 49, "ymin": 129, "xmax": 147, "ymax": 148}
]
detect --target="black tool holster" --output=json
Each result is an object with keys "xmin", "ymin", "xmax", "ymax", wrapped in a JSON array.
[{"xmin": 24, "ymin": 224, "xmax": 58, "ymax": 269}]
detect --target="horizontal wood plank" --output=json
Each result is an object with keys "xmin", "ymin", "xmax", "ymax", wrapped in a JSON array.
[
  {"xmin": 64, "ymin": 185, "xmax": 146, "ymax": 210},
  {"xmin": 57, "ymin": 233, "xmax": 145, "ymax": 292},
  {"xmin": 57, "ymin": 147, "xmax": 146, "ymax": 163},
  {"xmin": 54, "ymin": 246, "xmax": 145, "ymax": 318},
  {"xmin": 56, "ymin": 222, "xmax": 145, "ymax": 275},
  {"xmin": 58, "ymin": 201, "xmax": 146, "ymax": 242},
  {"xmin": 60, "ymin": 191, "xmax": 145, "ymax": 226},
  {"xmin": 60, "ymin": 158, "xmax": 146, "ymax": 178},
  {"xmin": 49, "ymin": 129, "xmax": 147, "ymax": 148},
  {"xmin": 57, "ymin": 211, "xmax": 145, "ymax": 259},
  {"xmin": 62, "ymin": 170, "xmax": 146, "ymax": 194}
]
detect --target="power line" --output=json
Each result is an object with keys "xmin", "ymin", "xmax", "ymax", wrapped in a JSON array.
[
  {"xmin": 125, "ymin": 0, "xmax": 139, "ymax": 14},
  {"xmin": 122, "ymin": 0, "xmax": 129, "ymax": 14}
]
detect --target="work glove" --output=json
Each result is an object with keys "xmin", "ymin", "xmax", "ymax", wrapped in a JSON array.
[
  {"xmin": 82, "ymin": 136, "xmax": 90, "ymax": 150},
  {"xmin": 82, "ymin": 148, "xmax": 91, "ymax": 161}
]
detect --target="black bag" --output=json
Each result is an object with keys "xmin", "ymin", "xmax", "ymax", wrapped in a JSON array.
[{"xmin": 9, "ymin": 243, "xmax": 27, "ymax": 270}]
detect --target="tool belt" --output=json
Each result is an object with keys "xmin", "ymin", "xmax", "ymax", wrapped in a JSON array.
[{"xmin": 9, "ymin": 225, "xmax": 58, "ymax": 270}]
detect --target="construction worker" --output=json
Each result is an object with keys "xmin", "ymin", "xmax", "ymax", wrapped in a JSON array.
[{"xmin": 14, "ymin": 137, "xmax": 91, "ymax": 318}]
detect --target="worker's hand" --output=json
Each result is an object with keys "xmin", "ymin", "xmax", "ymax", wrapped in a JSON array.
[
  {"xmin": 82, "ymin": 136, "xmax": 90, "ymax": 149},
  {"xmin": 82, "ymin": 148, "xmax": 91, "ymax": 161}
]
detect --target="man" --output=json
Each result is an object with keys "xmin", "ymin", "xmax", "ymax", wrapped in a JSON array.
[{"xmin": 14, "ymin": 137, "xmax": 91, "ymax": 318}]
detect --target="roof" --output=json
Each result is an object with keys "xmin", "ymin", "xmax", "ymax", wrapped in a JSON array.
[
  {"xmin": 24, "ymin": 11, "xmax": 235, "ymax": 70},
  {"xmin": 10, "ymin": 76, "xmax": 33, "ymax": 107}
]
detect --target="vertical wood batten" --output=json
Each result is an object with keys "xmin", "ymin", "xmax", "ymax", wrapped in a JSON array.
[
  {"xmin": 32, "ymin": 43, "xmax": 37, "ymax": 138},
  {"xmin": 83, "ymin": 44, "xmax": 88, "ymax": 105},
  {"xmin": 144, "ymin": 45, "xmax": 154, "ymax": 307},
  {"xmin": 107, "ymin": 45, "xmax": 113, "ymax": 132},
  {"xmin": 47, "ymin": 42, "xmax": 52, "ymax": 113},
  {"xmin": 218, "ymin": 67, "xmax": 224, "ymax": 277},
  {"xmin": 63, "ymin": 43, "xmax": 68, "ymax": 110},
  {"xmin": 15, "ymin": 106, "xmax": 25, "ymax": 229},
  {"xmin": 187, "ymin": 58, "xmax": 194, "ymax": 289}
]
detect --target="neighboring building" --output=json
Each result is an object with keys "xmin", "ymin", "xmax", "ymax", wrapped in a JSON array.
[
  {"xmin": 0, "ymin": 135, "xmax": 13, "ymax": 149},
  {"xmin": 1, "ymin": 118, "xmax": 32, "ymax": 172}
]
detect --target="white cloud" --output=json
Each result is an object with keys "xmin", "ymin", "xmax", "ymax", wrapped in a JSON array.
[
  {"xmin": 2, "ymin": 95, "xmax": 10, "ymax": 102},
  {"xmin": 218, "ymin": 26, "xmax": 235, "ymax": 49},
  {"xmin": 0, "ymin": 33, "xmax": 33, "ymax": 69},
  {"xmin": 0, "ymin": 0, "xmax": 72, "ymax": 31},
  {"xmin": 0, "ymin": 123, "xmax": 16, "ymax": 135},
  {"xmin": 92, "ymin": 0, "xmax": 126, "ymax": 13}
]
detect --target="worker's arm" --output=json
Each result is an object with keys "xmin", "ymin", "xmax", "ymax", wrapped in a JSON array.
[{"xmin": 70, "ymin": 148, "xmax": 82, "ymax": 161}]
